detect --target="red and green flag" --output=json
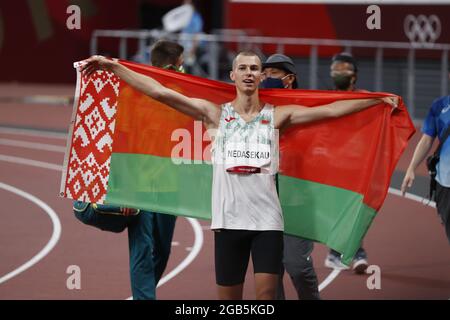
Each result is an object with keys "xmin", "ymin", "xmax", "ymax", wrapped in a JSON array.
[{"xmin": 60, "ymin": 60, "xmax": 415, "ymax": 264}]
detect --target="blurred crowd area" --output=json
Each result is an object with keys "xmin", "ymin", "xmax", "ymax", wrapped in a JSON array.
[{"xmin": 0, "ymin": 1, "xmax": 449, "ymax": 120}]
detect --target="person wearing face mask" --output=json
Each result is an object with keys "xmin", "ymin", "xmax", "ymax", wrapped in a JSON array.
[
  {"xmin": 261, "ymin": 54, "xmax": 298, "ymax": 90},
  {"xmin": 324, "ymin": 52, "xmax": 369, "ymax": 274},
  {"xmin": 330, "ymin": 52, "xmax": 364, "ymax": 92},
  {"xmin": 261, "ymin": 54, "xmax": 321, "ymax": 300}
]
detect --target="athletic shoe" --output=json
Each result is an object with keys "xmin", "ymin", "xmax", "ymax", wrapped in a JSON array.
[{"xmin": 324, "ymin": 253, "xmax": 350, "ymax": 270}]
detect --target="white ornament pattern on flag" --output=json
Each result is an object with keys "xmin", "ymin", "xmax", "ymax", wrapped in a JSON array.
[{"xmin": 64, "ymin": 70, "xmax": 120, "ymax": 203}]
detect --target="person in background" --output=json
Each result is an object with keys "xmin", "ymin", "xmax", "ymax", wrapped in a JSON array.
[
  {"xmin": 148, "ymin": 40, "xmax": 183, "ymax": 282},
  {"xmin": 73, "ymin": 40, "xmax": 184, "ymax": 300},
  {"xmin": 401, "ymin": 68, "xmax": 450, "ymax": 245},
  {"xmin": 323, "ymin": 52, "xmax": 369, "ymax": 274},
  {"xmin": 179, "ymin": 0, "xmax": 205, "ymax": 74},
  {"xmin": 261, "ymin": 53, "xmax": 320, "ymax": 300}
]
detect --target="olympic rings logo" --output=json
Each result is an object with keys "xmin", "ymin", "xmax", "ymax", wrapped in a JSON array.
[{"xmin": 404, "ymin": 15, "xmax": 441, "ymax": 47}]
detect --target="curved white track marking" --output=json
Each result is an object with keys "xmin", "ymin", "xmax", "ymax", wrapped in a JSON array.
[
  {"xmin": 158, "ymin": 218, "xmax": 204, "ymax": 287},
  {"xmin": 318, "ymin": 269, "xmax": 341, "ymax": 292},
  {"xmin": 0, "ymin": 155, "xmax": 62, "ymax": 171},
  {"xmin": 0, "ymin": 127, "xmax": 67, "ymax": 140},
  {"xmin": 126, "ymin": 218, "xmax": 204, "ymax": 300},
  {"xmin": 317, "ymin": 187, "xmax": 436, "ymax": 292},
  {"xmin": 0, "ymin": 152, "xmax": 203, "ymax": 299},
  {"xmin": 0, "ymin": 182, "xmax": 62, "ymax": 284},
  {"xmin": 0, "ymin": 151, "xmax": 436, "ymax": 296},
  {"xmin": 0, "ymin": 138, "xmax": 65, "ymax": 153}
]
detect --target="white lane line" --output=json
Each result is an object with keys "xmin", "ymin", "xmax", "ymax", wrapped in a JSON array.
[
  {"xmin": 317, "ymin": 187, "xmax": 436, "ymax": 292},
  {"xmin": 127, "ymin": 217, "xmax": 204, "ymax": 300},
  {"xmin": 388, "ymin": 187, "xmax": 436, "ymax": 208},
  {"xmin": 0, "ymin": 153, "xmax": 204, "ymax": 298},
  {"xmin": 0, "ymin": 138, "xmax": 66, "ymax": 153},
  {"xmin": 0, "ymin": 154, "xmax": 63, "ymax": 171},
  {"xmin": 0, "ymin": 126, "xmax": 67, "ymax": 140},
  {"xmin": 0, "ymin": 182, "xmax": 62, "ymax": 284},
  {"xmin": 157, "ymin": 218, "xmax": 204, "ymax": 287},
  {"xmin": 318, "ymin": 269, "xmax": 341, "ymax": 292},
  {"xmin": 0, "ymin": 150, "xmax": 436, "ymax": 296}
]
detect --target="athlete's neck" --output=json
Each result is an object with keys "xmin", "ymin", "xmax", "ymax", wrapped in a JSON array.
[{"xmin": 232, "ymin": 90, "xmax": 263, "ymax": 115}]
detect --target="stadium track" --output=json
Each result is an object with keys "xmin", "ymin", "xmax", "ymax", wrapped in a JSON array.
[{"xmin": 0, "ymin": 86, "xmax": 449, "ymax": 300}]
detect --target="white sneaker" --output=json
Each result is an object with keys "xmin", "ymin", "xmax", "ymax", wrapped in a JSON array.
[{"xmin": 324, "ymin": 254, "xmax": 350, "ymax": 270}]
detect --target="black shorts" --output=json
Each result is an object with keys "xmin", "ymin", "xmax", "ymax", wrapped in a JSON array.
[
  {"xmin": 214, "ymin": 229, "xmax": 283, "ymax": 286},
  {"xmin": 436, "ymin": 182, "xmax": 450, "ymax": 244}
]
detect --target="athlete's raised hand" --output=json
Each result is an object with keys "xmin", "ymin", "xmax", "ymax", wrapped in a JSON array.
[{"xmin": 80, "ymin": 55, "xmax": 118, "ymax": 78}]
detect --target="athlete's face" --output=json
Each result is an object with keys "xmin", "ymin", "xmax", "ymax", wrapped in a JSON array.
[{"xmin": 230, "ymin": 54, "xmax": 262, "ymax": 94}]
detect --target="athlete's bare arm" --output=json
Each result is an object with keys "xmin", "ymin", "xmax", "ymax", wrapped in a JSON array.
[
  {"xmin": 81, "ymin": 55, "xmax": 221, "ymax": 128},
  {"xmin": 274, "ymin": 97, "xmax": 398, "ymax": 130}
]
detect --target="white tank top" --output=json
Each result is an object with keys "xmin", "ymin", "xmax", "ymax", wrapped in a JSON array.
[{"xmin": 210, "ymin": 102, "xmax": 284, "ymax": 231}]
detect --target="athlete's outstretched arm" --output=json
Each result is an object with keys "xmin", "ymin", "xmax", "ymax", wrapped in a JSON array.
[
  {"xmin": 275, "ymin": 97, "xmax": 398, "ymax": 129},
  {"xmin": 81, "ymin": 55, "xmax": 220, "ymax": 123}
]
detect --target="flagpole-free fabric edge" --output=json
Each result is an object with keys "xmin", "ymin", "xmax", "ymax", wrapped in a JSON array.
[{"xmin": 59, "ymin": 68, "xmax": 82, "ymax": 198}]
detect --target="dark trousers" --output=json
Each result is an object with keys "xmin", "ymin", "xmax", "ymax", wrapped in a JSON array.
[
  {"xmin": 152, "ymin": 213, "xmax": 177, "ymax": 284},
  {"xmin": 127, "ymin": 212, "xmax": 177, "ymax": 298},
  {"xmin": 128, "ymin": 211, "xmax": 156, "ymax": 300},
  {"xmin": 436, "ymin": 182, "xmax": 450, "ymax": 244},
  {"xmin": 74, "ymin": 206, "xmax": 177, "ymax": 299},
  {"xmin": 277, "ymin": 235, "xmax": 320, "ymax": 300}
]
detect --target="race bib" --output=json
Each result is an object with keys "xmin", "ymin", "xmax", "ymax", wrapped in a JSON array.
[{"xmin": 224, "ymin": 142, "xmax": 271, "ymax": 171}]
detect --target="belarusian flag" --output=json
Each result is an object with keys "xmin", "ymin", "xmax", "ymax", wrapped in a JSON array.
[{"xmin": 60, "ymin": 60, "xmax": 415, "ymax": 264}]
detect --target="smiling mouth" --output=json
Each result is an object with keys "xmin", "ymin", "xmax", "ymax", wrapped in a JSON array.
[{"xmin": 243, "ymin": 79, "xmax": 254, "ymax": 84}]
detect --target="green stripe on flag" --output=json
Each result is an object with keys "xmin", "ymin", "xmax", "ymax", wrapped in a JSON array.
[
  {"xmin": 279, "ymin": 175, "xmax": 376, "ymax": 265},
  {"xmin": 105, "ymin": 153, "xmax": 376, "ymax": 264},
  {"xmin": 106, "ymin": 153, "xmax": 212, "ymax": 220}
]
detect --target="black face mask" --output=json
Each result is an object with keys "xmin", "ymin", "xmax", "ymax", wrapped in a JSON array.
[
  {"xmin": 332, "ymin": 74, "xmax": 353, "ymax": 90},
  {"xmin": 261, "ymin": 77, "xmax": 285, "ymax": 89},
  {"xmin": 260, "ymin": 74, "xmax": 291, "ymax": 89}
]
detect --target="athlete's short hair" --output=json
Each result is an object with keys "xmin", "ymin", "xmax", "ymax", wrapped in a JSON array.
[{"xmin": 232, "ymin": 51, "xmax": 262, "ymax": 70}]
